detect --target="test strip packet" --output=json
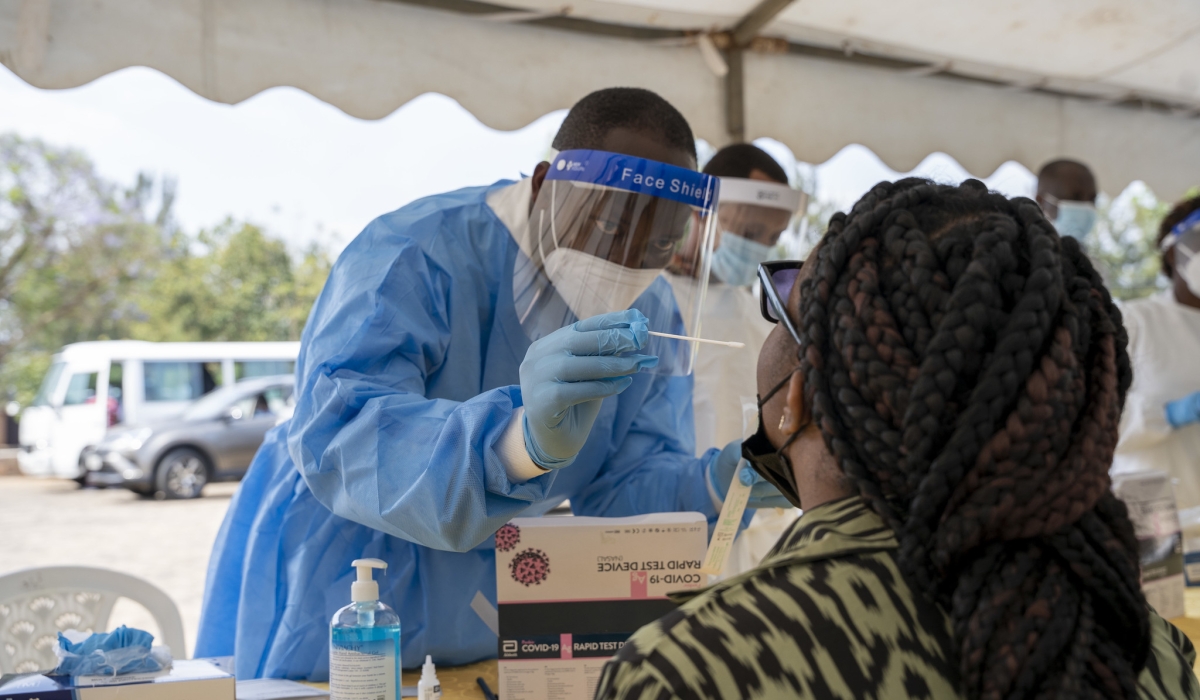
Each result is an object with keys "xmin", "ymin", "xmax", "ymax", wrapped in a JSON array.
[
  {"xmin": 699, "ymin": 468, "xmax": 752, "ymax": 575},
  {"xmin": 699, "ymin": 398, "xmax": 760, "ymax": 576}
]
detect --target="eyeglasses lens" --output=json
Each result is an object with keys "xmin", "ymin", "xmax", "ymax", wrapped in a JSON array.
[{"xmin": 767, "ymin": 267, "xmax": 800, "ymax": 322}]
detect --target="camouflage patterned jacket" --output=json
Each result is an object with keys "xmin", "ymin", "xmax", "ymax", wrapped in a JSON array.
[{"xmin": 595, "ymin": 496, "xmax": 1200, "ymax": 700}]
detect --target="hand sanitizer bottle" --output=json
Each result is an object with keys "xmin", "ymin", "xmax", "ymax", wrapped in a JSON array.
[
  {"xmin": 330, "ymin": 558, "xmax": 401, "ymax": 700},
  {"xmin": 417, "ymin": 655, "xmax": 442, "ymax": 700}
]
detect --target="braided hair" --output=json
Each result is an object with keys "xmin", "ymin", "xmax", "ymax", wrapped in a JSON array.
[{"xmin": 796, "ymin": 178, "xmax": 1148, "ymax": 699}]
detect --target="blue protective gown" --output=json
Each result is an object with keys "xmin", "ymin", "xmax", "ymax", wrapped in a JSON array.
[{"xmin": 194, "ymin": 182, "xmax": 728, "ymax": 680}]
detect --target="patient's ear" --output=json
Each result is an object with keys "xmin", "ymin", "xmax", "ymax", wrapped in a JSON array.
[{"xmin": 778, "ymin": 371, "xmax": 807, "ymax": 434}]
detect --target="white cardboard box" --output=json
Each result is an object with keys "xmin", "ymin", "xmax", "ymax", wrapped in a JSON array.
[
  {"xmin": 0, "ymin": 659, "xmax": 234, "ymax": 700},
  {"xmin": 495, "ymin": 512, "xmax": 707, "ymax": 700}
]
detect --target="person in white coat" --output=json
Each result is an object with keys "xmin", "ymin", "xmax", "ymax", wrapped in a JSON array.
[
  {"xmin": 1113, "ymin": 195, "xmax": 1200, "ymax": 510},
  {"xmin": 667, "ymin": 144, "xmax": 806, "ymax": 574}
]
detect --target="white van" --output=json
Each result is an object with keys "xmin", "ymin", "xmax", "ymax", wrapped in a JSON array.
[{"xmin": 17, "ymin": 340, "xmax": 300, "ymax": 479}]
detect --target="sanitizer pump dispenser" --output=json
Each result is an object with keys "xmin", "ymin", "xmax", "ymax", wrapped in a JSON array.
[{"xmin": 330, "ymin": 558, "xmax": 402, "ymax": 700}]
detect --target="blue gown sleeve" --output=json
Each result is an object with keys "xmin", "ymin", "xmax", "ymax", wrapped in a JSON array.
[
  {"xmin": 569, "ymin": 370, "xmax": 722, "ymax": 523},
  {"xmin": 288, "ymin": 219, "xmax": 557, "ymax": 553}
]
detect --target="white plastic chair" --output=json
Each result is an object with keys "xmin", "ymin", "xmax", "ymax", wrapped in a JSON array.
[{"xmin": 0, "ymin": 566, "xmax": 187, "ymax": 674}]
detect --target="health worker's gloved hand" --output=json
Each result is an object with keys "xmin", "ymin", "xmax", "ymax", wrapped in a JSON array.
[
  {"xmin": 1166, "ymin": 391, "xmax": 1200, "ymax": 429},
  {"xmin": 708, "ymin": 440, "xmax": 792, "ymax": 509},
  {"xmin": 521, "ymin": 309, "xmax": 658, "ymax": 469}
]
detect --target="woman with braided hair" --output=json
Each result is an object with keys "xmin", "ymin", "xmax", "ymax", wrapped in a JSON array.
[{"xmin": 595, "ymin": 178, "xmax": 1200, "ymax": 699}]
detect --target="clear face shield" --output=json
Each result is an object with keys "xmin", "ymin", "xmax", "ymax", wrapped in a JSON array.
[
  {"xmin": 1163, "ymin": 210, "xmax": 1200, "ymax": 297},
  {"xmin": 513, "ymin": 149, "xmax": 719, "ymax": 376},
  {"xmin": 709, "ymin": 178, "xmax": 805, "ymax": 287}
]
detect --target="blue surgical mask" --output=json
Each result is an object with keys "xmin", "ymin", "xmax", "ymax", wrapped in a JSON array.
[
  {"xmin": 711, "ymin": 232, "xmax": 773, "ymax": 286},
  {"xmin": 1052, "ymin": 201, "xmax": 1097, "ymax": 241}
]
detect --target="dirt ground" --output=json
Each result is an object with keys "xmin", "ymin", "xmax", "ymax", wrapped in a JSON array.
[{"xmin": 0, "ymin": 475, "xmax": 238, "ymax": 657}]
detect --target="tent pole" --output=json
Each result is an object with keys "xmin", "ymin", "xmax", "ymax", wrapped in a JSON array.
[
  {"xmin": 731, "ymin": 0, "xmax": 795, "ymax": 47},
  {"xmin": 724, "ymin": 48, "xmax": 745, "ymax": 143}
]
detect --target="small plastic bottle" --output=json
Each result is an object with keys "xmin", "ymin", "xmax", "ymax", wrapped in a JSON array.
[
  {"xmin": 416, "ymin": 655, "xmax": 442, "ymax": 700},
  {"xmin": 330, "ymin": 558, "xmax": 402, "ymax": 700}
]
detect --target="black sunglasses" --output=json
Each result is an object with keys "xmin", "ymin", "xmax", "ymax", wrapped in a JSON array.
[{"xmin": 757, "ymin": 260, "xmax": 803, "ymax": 345}]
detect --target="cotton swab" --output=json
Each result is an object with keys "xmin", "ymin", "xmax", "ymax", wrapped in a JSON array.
[{"xmin": 647, "ymin": 331, "xmax": 745, "ymax": 349}]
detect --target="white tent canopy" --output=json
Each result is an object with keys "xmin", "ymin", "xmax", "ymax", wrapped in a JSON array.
[{"xmin": 2, "ymin": 0, "xmax": 1198, "ymax": 198}]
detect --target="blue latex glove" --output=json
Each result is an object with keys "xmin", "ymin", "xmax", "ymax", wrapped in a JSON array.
[
  {"xmin": 1166, "ymin": 391, "xmax": 1200, "ymax": 429},
  {"xmin": 53, "ymin": 626, "xmax": 165, "ymax": 677},
  {"xmin": 708, "ymin": 440, "xmax": 792, "ymax": 509},
  {"xmin": 521, "ymin": 309, "xmax": 658, "ymax": 469}
]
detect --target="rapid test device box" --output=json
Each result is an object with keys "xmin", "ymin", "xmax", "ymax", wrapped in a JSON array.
[{"xmin": 495, "ymin": 512, "xmax": 708, "ymax": 700}]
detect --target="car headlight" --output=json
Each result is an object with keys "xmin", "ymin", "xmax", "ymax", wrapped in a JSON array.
[{"xmin": 108, "ymin": 427, "xmax": 154, "ymax": 452}]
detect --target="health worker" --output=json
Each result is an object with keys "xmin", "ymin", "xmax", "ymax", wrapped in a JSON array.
[
  {"xmin": 666, "ymin": 144, "xmax": 802, "ymax": 575},
  {"xmin": 1036, "ymin": 158, "xmax": 1098, "ymax": 242},
  {"xmin": 1113, "ymin": 195, "xmax": 1200, "ymax": 510},
  {"xmin": 194, "ymin": 87, "xmax": 785, "ymax": 680}
]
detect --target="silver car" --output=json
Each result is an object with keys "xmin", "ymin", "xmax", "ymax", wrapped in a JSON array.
[{"xmin": 82, "ymin": 375, "xmax": 295, "ymax": 499}]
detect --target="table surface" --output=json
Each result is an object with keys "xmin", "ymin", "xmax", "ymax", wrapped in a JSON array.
[
  {"xmin": 305, "ymin": 659, "xmax": 498, "ymax": 699},
  {"xmin": 305, "ymin": 589, "xmax": 1200, "ymax": 699}
]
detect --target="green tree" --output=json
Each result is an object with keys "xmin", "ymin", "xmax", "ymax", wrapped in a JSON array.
[
  {"xmin": 133, "ymin": 221, "xmax": 331, "ymax": 342},
  {"xmin": 1087, "ymin": 187, "xmax": 1171, "ymax": 301},
  {"xmin": 1, "ymin": 134, "xmax": 168, "ymax": 407},
  {"xmin": 1, "ymin": 132, "xmax": 333, "ymax": 412},
  {"xmin": 287, "ymin": 242, "xmax": 335, "ymax": 334}
]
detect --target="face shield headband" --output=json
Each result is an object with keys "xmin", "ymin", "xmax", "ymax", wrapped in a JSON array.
[
  {"xmin": 514, "ymin": 149, "xmax": 720, "ymax": 376},
  {"xmin": 1161, "ymin": 209, "xmax": 1200, "ymax": 252},
  {"xmin": 709, "ymin": 178, "xmax": 806, "ymax": 286},
  {"xmin": 716, "ymin": 178, "xmax": 805, "ymax": 213},
  {"xmin": 546, "ymin": 150, "xmax": 718, "ymax": 210}
]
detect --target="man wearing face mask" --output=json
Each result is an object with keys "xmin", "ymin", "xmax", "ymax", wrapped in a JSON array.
[
  {"xmin": 196, "ymin": 87, "xmax": 786, "ymax": 680},
  {"xmin": 1113, "ymin": 195, "xmax": 1200, "ymax": 511},
  {"xmin": 1036, "ymin": 158, "xmax": 1099, "ymax": 241}
]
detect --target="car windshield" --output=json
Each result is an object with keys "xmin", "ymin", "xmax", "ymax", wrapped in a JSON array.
[
  {"xmin": 181, "ymin": 384, "xmax": 252, "ymax": 421},
  {"xmin": 32, "ymin": 362, "xmax": 66, "ymax": 407}
]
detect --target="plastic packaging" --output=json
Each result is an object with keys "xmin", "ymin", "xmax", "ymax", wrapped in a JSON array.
[
  {"xmin": 53, "ymin": 626, "xmax": 172, "ymax": 678},
  {"xmin": 416, "ymin": 655, "xmax": 441, "ymax": 700},
  {"xmin": 330, "ymin": 558, "xmax": 402, "ymax": 700}
]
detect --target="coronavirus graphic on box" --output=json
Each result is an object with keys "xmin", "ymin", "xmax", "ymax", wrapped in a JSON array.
[{"xmin": 495, "ymin": 523, "xmax": 521, "ymax": 552}]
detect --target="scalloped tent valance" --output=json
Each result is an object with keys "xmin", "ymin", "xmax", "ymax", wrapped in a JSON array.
[{"xmin": 2, "ymin": 0, "xmax": 1198, "ymax": 198}]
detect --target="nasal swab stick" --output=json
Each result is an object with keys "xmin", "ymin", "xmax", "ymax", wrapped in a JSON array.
[{"xmin": 647, "ymin": 331, "xmax": 745, "ymax": 348}]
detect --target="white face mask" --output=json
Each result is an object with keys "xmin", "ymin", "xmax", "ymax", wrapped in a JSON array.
[{"xmin": 542, "ymin": 247, "xmax": 662, "ymax": 321}]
